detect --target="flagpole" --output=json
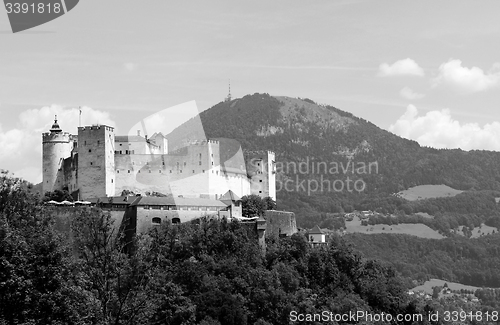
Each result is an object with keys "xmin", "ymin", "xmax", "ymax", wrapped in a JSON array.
[{"xmin": 79, "ymin": 106, "xmax": 81, "ymax": 127}]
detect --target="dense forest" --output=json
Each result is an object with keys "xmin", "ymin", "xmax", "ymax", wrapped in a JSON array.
[
  {"xmin": 167, "ymin": 93, "xmax": 500, "ymax": 222},
  {"xmin": 5, "ymin": 171, "xmax": 500, "ymax": 324},
  {"xmin": 346, "ymin": 233, "xmax": 500, "ymax": 287}
]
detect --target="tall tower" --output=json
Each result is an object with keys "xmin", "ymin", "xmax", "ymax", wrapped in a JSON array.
[
  {"xmin": 245, "ymin": 150, "xmax": 276, "ymax": 201},
  {"xmin": 77, "ymin": 125, "xmax": 116, "ymax": 199},
  {"xmin": 42, "ymin": 116, "xmax": 72, "ymax": 194}
]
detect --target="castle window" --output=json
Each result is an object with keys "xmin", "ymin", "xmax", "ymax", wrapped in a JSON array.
[
  {"xmin": 169, "ymin": 170, "xmax": 172, "ymax": 173},
  {"xmin": 111, "ymin": 179, "xmax": 113, "ymax": 183},
  {"xmin": 90, "ymin": 162, "xmax": 93, "ymax": 166},
  {"xmin": 259, "ymin": 191, "xmax": 262, "ymax": 193},
  {"xmin": 199, "ymin": 153, "xmax": 202, "ymax": 158},
  {"xmin": 180, "ymin": 170, "xmax": 182, "ymax": 173},
  {"xmin": 84, "ymin": 141, "xmax": 86, "ymax": 145},
  {"xmin": 138, "ymin": 170, "xmax": 140, "ymax": 173},
  {"xmin": 152, "ymin": 217, "xmax": 161, "ymax": 225},
  {"xmin": 149, "ymin": 170, "xmax": 151, "ymax": 173},
  {"xmin": 117, "ymin": 170, "xmax": 119, "ymax": 173},
  {"xmin": 119, "ymin": 143, "xmax": 122, "ymax": 146},
  {"xmin": 89, "ymin": 149, "xmax": 92, "ymax": 153},
  {"xmin": 132, "ymin": 162, "xmax": 134, "ymax": 165},
  {"xmin": 212, "ymin": 162, "xmax": 214, "ymax": 166},
  {"xmin": 199, "ymin": 161, "xmax": 202, "ymax": 165},
  {"xmin": 192, "ymin": 170, "xmax": 195, "ymax": 173},
  {"xmin": 184, "ymin": 162, "xmax": 186, "ymax": 166},
  {"xmin": 171, "ymin": 217, "xmax": 180, "ymax": 224},
  {"xmin": 211, "ymin": 154, "xmax": 213, "ymax": 157},
  {"xmin": 203, "ymin": 170, "xmax": 205, "ymax": 173},
  {"xmin": 162, "ymin": 162, "xmax": 165, "ymax": 165},
  {"xmin": 128, "ymin": 170, "xmax": 130, "ymax": 173},
  {"xmin": 260, "ymin": 180, "xmax": 263, "ymax": 182},
  {"xmin": 97, "ymin": 141, "xmax": 100, "ymax": 145},
  {"xmin": 159, "ymin": 170, "xmax": 161, "ymax": 173}
]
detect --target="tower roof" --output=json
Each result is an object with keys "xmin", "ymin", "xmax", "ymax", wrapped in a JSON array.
[{"xmin": 50, "ymin": 115, "xmax": 62, "ymax": 133}]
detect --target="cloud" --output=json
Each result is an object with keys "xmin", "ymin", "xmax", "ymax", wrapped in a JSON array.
[
  {"xmin": 124, "ymin": 62, "xmax": 136, "ymax": 71},
  {"xmin": 379, "ymin": 58, "xmax": 425, "ymax": 77},
  {"xmin": 400, "ymin": 87, "xmax": 425, "ymax": 100},
  {"xmin": 389, "ymin": 105, "xmax": 500, "ymax": 150},
  {"xmin": 431, "ymin": 59, "xmax": 500, "ymax": 93},
  {"xmin": 0, "ymin": 105, "xmax": 115, "ymax": 184}
]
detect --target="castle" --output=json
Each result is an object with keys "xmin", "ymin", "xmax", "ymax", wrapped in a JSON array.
[{"xmin": 42, "ymin": 117, "xmax": 276, "ymax": 201}]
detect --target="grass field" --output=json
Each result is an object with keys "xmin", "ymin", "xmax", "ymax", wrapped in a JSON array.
[
  {"xmin": 411, "ymin": 278, "xmax": 481, "ymax": 294},
  {"xmin": 454, "ymin": 224, "xmax": 497, "ymax": 238},
  {"xmin": 396, "ymin": 184, "xmax": 463, "ymax": 201},
  {"xmin": 345, "ymin": 217, "xmax": 444, "ymax": 239}
]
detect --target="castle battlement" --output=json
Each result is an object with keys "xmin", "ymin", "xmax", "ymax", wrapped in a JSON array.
[
  {"xmin": 78, "ymin": 125, "xmax": 114, "ymax": 132},
  {"xmin": 42, "ymin": 132, "xmax": 72, "ymax": 143}
]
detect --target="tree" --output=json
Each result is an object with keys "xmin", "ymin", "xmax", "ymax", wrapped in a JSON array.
[
  {"xmin": 241, "ymin": 195, "xmax": 267, "ymax": 217},
  {"xmin": 70, "ymin": 208, "xmax": 159, "ymax": 324},
  {"xmin": 43, "ymin": 189, "xmax": 73, "ymax": 202},
  {"xmin": 263, "ymin": 197, "xmax": 277, "ymax": 210}
]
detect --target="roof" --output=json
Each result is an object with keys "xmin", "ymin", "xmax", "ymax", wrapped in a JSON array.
[
  {"xmin": 130, "ymin": 196, "xmax": 228, "ymax": 208},
  {"xmin": 219, "ymin": 190, "xmax": 241, "ymax": 202},
  {"xmin": 309, "ymin": 225, "xmax": 324, "ymax": 234},
  {"xmin": 115, "ymin": 135, "xmax": 147, "ymax": 143},
  {"xmin": 87, "ymin": 196, "xmax": 136, "ymax": 205}
]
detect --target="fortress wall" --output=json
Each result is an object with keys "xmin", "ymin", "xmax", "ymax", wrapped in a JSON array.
[
  {"xmin": 48, "ymin": 206, "xmax": 126, "ymax": 240},
  {"xmin": 62, "ymin": 155, "xmax": 78, "ymax": 193},
  {"xmin": 264, "ymin": 210, "xmax": 297, "ymax": 238},
  {"xmin": 114, "ymin": 154, "xmax": 212, "ymax": 196},
  {"xmin": 135, "ymin": 208, "xmax": 221, "ymax": 233},
  {"xmin": 208, "ymin": 171, "xmax": 251, "ymax": 199}
]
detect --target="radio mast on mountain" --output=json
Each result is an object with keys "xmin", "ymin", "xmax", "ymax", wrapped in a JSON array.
[{"xmin": 225, "ymin": 79, "xmax": 232, "ymax": 102}]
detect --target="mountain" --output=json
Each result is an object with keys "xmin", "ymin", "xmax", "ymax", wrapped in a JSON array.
[{"xmin": 167, "ymin": 93, "xmax": 500, "ymax": 218}]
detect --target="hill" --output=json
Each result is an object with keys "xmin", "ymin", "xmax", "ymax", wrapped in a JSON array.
[{"xmin": 167, "ymin": 93, "xmax": 500, "ymax": 224}]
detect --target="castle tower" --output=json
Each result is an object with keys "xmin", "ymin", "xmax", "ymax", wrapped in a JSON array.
[
  {"xmin": 42, "ymin": 116, "xmax": 73, "ymax": 194},
  {"xmin": 245, "ymin": 151, "xmax": 276, "ymax": 201},
  {"xmin": 77, "ymin": 125, "xmax": 116, "ymax": 199}
]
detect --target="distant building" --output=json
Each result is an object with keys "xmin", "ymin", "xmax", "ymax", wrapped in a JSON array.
[{"xmin": 308, "ymin": 225, "xmax": 327, "ymax": 246}]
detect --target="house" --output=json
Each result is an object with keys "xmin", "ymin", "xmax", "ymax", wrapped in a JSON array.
[{"xmin": 308, "ymin": 225, "xmax": 328, "ymax": 246}]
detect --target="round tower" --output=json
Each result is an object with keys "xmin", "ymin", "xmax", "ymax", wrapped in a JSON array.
[{"xmin": 42, "ymin": 116, "xmax": 72, "ymax": 194}]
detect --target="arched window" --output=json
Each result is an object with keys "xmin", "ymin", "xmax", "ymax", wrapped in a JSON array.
[
  {"xmin": 171, "ymin": 217, "xmax": 181, "ymax": 225},
  {"xmin": 152, "ymin": 217, "xmax": 161, "ymax": 225}
]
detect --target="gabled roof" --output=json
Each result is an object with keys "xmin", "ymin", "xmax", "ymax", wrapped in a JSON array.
[
  {"xmin": 309, "ymin": 225, "xmax": 324, "ymax": 234},
  {"xmin": 219, "ymin": 190, "xmax": 241, "ymax": 202}
]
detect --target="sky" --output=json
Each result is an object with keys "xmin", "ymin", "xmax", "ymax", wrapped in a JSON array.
[{"xmin": 1, "ymin": 0, "xmax": 500, "ymax": 184}]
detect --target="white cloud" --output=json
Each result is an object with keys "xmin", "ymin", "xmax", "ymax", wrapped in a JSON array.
[
  {"xmin": 400, "ymin": 86, "xmax": 425, "ymax": 100},
  {"xmin": 124, "ymin": 62, "xmax": 136, "ymax": 71},
  {"xmin": 0, "ymin": 105, "xmax": 115, "ymax": 184},
  {"xmin": 389, "ymin": 105, "xmax": 500, "ymax": 150},
  {"xmin": 379, "ymin": 58, "xmax": 425, "ymax": 77},
  {"xmin": 431, "ymin": 59, "xmax": 500, "ymax": 93}
]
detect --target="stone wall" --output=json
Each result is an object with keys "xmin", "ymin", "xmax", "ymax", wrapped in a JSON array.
[{"xmin": 264, "ymin": 210, "xmax": 297, "ymax": 238}]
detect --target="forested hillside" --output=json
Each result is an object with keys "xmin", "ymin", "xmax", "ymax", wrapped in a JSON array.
[
  {"xmin": 346, "ymin": 233, "xmax": 500, "ymax": 287},
  {"xmin": 168, "ymin": 93, "xmax": 500, "ymax": 221}
]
